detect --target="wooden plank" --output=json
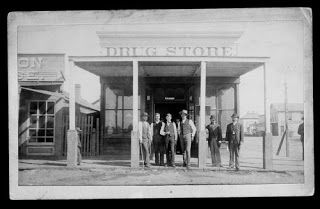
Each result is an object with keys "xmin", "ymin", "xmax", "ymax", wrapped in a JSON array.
[
  {"xmin": 85, "ymin": 116, "xmax": 90, "ymax": 156},
  {"xmin": 90, "ymin": 115, "xmax": 93, "ymax": 155},
  {"xmin": 84, "ymin": 115, "xmax": 88, "ymax": 156},
  {"xmin": 89, "ymin": 116, "xmax": 93, "ymax": 156},
  {"xmin": 92, "ymin": 128, "xmax": 96, "ymax": 156},
  {"xmin": 81, "ymin": 115, "xmax": 86, "ymax": 156},
  {"xmin": 96, "ymin": 118, "xmax": 100, "ymax": 155}
]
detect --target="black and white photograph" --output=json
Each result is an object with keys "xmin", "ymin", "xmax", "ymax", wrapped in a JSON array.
[{"xmin": 8, "ymin": 8, "xmax": 313, "ymax": 199}]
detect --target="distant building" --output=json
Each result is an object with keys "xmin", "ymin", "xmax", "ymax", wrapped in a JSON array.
[
  {"xmin": 240, "ymin": 112, "xmax": 265, "ymax": 136},
  {"xmin": 18, "ymin": 54, "xmax": 99, "ymax": 156},
  {"xmin": 270, "ymin": 103, "xmax": 304, "ymax": 137}
]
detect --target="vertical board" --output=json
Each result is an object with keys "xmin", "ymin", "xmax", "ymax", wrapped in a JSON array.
[
  {"xmin": 96, "ymin": 118, "xmax": 100, "ymax": 155},
  {"xmin": 89, "ymin": 116, "xmax": 93, "ymax": 156}
]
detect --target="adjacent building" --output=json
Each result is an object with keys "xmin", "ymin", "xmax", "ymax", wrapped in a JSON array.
[{"xmin": 18, "ymin": 54, "xmax": 99, "ymax": 157}]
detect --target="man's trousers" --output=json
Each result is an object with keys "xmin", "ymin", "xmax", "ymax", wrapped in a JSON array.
[
  {"xmin": 165, "ymin": 137, "xmax": 175, "ymax": 166},
  {"xmin": 180, "ymin": 134, "xmax": 192, "ymax": 167},
  {"xmin": 229, "ymin": 140, "xmax": 240, "ymax": 169},
  {"xmin": 208, "ymin": 138, "xmax": 221, "ymax": 166},
  {"xmin": 141, "ymin": 138, "xmax": 151, "ymax": 166},
  {"xmin": 153, "ymin": 136, "xmax": 165, "ymax": 165}
]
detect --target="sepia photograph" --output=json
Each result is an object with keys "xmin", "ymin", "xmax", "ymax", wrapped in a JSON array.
[{"xmin": 8, "ymin": 8, "xmax": 313, "ymax": 199}]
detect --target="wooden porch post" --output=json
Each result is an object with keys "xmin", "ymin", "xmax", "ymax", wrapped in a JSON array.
[
  {"xmin": 198, "ymin": 61, "xmax": 207, "ymax": 168},
  {"xmin": 67, "ymin": 59, "xmax": 77, "ymax": 167},
  {"xmin": 131, "ymin": 60, "xmax": 139, "ymax": 167},
  {"xmin": 263, "ymin": 62, "xmax": 273, "ymax": 169}
]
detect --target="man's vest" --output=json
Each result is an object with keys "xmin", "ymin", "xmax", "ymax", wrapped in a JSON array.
[
  {"xmin": 153, "ymin": 122, "xmax": 162, "ymax": 139},
  {"xmin": 142, "ymin": 122, "xmax": 150, "ymax": 140},
  {"xmin": 165, "ymin": 122, "xmax": 175, "ymax": 140},
  {"xmin": 181, "ymin": 119, "xmax": 192, "ymax": 135}
]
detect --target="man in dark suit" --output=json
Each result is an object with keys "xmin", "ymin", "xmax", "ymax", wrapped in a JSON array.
[
  {"xmin": 298, "ymin": 117, "xmax": 304, "ymax": 160},
  {"xmin": 226, "ymin": 113, "xmax": 244, "ymax": 171},
  {"xmin": 206, "ymin": 115, "xmax": 223, "ymax": 167}
]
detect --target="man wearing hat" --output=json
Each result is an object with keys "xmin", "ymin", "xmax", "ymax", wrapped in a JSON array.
[
  {"xmin": 298, "ymin": 116, "xmax": 304, "ymax": 160},
  {"xmin": 138, "ymin": 112, "xmax": 152, "ymax": 167},
  {"xmin": 225, "ymin": 113, "xmax": 244, "ymax": 170},
  {"xmin": 151, "ymin": 113, "xmax": 166, "ymax": 166},
  {"xmin": 76, "ymin": 127, "xmax": 82, "ymax": 166},
  {"xmin": 179, "ymin": 109, "xmax": 197, "ymax": 169},
  {"xmin": 206, "ymin": 115, "xmax": 223, "ymax": 167}
]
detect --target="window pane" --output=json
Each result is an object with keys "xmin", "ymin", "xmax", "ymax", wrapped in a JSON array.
[
  {"xmin": 105, "ymin": 110, "xmax": 116, "ymax": 134},
  {"xmin": 38, "ymin": 137, "xmax": 45, "ymax": 142},
  {"xmin": 116, "ymin": 110, "xmax": 123, "ymax": 132},
  {"xmin": 117, "ymin": 95, "xmax": 123, "ymax": 109},
  {"xmin": 29, "ymin": 129, "xmax": 37, "ymax": 137},
  {"xmin": 38, "ymin": 129, "xmax": 45, "ymax": 136},
  {"xmin": 47, "ymin": 116, "xmax": 54, "ymax": 128},
  {"xmin": 105, "ymin": 87, "xmax": 117, "ymax": 109},
  {"xmin": 123, "ymin": 95, "xmax": 133, "ymax": 109},
  {"xmin": 29, "ymin": 102, "xmax": 37, "ymax": 114},
  {"xmin": 46, "ymin": 138, "xmax": 54, "ymax": 143},
  {"xmin": 46, "ymin": 129, "xmax": 54, "ymax": 136},
  {"xmin": 47, "ymin": 102, "xmax": 54, "ymax": 114},
  {"xmin": 123, "ymin": 110, "xmax": 133, "ymax": 132},
  {"xmin": 39, "ymin": 102, "xmax": 46, "ymax": 114},
  {"xmin": 39, "ymin": 116, "xmax": 46, "ymax": 128},
  {"xmin": 206, "ymin": 86, "xmax": 217, "ymax": 109},
  {"xmin": 29, "ymin": 137, "xmax": 37, "ymax": 143},
  {"xmin": 30, "ymin": 116, "xmax": 37, "ymax": 128},
  {"xmin": 217, "ymin": 86, "xmax": 234, "ymax": 109}
]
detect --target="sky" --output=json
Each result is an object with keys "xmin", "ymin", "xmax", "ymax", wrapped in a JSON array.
[{"xmin": 17, "ymin": 11, "xmax": 305, "ymax": 117}]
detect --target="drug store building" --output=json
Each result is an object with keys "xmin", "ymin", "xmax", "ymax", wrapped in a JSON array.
[{"xmin": 64, "ymin": 27, "xmax": 272, "ymax": 169}]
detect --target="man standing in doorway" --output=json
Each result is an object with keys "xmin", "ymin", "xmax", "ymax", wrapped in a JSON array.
[
  {"xmin": 206, "ymin": 115, "xmax": 223, "ymax": 167},
  {"xmin": 179, "ymin": 109, "xmax": 197, "ymax": 169},
  {"xmin": 151, "ymin": 113, "xmax": 166, "ymax": 166},
  {"xmin": 138, "ymin": 112, "xmax": 152, "ymax": 168},
  {"xmin": 226, "ymin": 113, "xmax": 244, "ymax": 171},
  {"xmin": 164, "ymin": 113, "xmax": 178, "ymax": 167},
  {"xmin": 298, "ymin": 116, "xmax": 304, "ymax": 160}
]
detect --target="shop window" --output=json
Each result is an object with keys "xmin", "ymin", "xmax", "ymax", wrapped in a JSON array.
[
  {"xmin": 28, "ymin": 101, "xmax": 55, "ymax": 144},
  {"xmin": 105, "ymin": 86, "xmax": 139, "ymax": 136}
]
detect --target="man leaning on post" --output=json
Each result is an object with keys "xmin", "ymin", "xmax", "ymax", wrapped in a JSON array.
[
  {"xmin": 138, "ymin": 112, "xmax": 152, "ymax": 168},
  {"xmin": 226, "ymin": 113, "xmax": 244, "ymax": 171}
]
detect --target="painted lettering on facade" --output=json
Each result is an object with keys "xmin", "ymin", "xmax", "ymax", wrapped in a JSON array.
[
  {"xmin": 100, "ymin": 46, "xmax": 237, "ymax": 57},
  {"xmin": 18, "ymin": 57, "xmax": 44, "ymax": 69}
]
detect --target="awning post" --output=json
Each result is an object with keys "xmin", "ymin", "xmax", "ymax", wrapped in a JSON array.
[
  {"xmin": 67, "ymin": 59, "xmax": 77, "ymax": 167},
  {"xmin": 198, "ymin": 61, "xmax": 207, "ymax": 168},
  {"xmin": 131, "ymin": 60, "xmax": 139, "ymax": 168},
  {"xmin": 263, "ymin": 62, "xmax": 273, "ymax": 169}
]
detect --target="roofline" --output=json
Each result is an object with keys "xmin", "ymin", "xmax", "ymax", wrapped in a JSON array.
[{"xmin": 69, "ymin": 55, "xmax": 270, "ymax": 63}]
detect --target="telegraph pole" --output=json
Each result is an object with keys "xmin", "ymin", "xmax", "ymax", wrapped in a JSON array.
[{"xmin": 284, "ymin": 81, "xmax": 289, "ymax": 157}]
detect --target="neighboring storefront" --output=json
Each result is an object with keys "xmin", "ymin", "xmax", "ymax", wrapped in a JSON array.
[{"xmin": 18, "ymin": 54, "xmax": 99, "ymax": 156}]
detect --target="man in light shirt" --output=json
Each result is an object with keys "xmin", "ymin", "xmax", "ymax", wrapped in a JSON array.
[
  {"xmin": 138, "ymin": 112, "xmax": 152, "ymax": 168},
  {"xmin": 179, "ymin": 109, "xmax": 197, "ymax": 169},
  {"xmin": 164, "ymin": 113, "xmax": 178, "ymax": 167},
  {"xmin": 150, "ymin": 113, "xmax": 166, "ymax": 166}
]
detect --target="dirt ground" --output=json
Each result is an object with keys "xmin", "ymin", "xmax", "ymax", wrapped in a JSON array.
[
  {"xmin": 18, "ymin": 136, "xmax": 304, "ymax": 185},
  {"xmin": 19, "ymin": 166, "xmax": 303, "ymax": 186}
]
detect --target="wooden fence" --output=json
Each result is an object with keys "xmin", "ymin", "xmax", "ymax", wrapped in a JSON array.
[{"xmin": 63, "ymin": 114, "xmax": 102, "ymax": 156}]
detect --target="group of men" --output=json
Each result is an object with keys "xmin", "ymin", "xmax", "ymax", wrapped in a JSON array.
[{"xmin": 138, "ymin": 109, "xmax": 244, "ymax": 170}]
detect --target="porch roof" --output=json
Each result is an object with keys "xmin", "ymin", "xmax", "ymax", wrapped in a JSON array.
[{"xmin": 72, "ymin": 56, "xmax": 269, "ymax": 78}]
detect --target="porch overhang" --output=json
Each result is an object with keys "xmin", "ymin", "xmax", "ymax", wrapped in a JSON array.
[{"xmin": 71, "ymin": 56, "xmax": 269, "ymax": 78}]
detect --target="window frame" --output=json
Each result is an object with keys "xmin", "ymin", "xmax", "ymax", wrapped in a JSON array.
[{"xmin": 27, "ymin": 100, "xmax": 55, "ymax": 146}]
